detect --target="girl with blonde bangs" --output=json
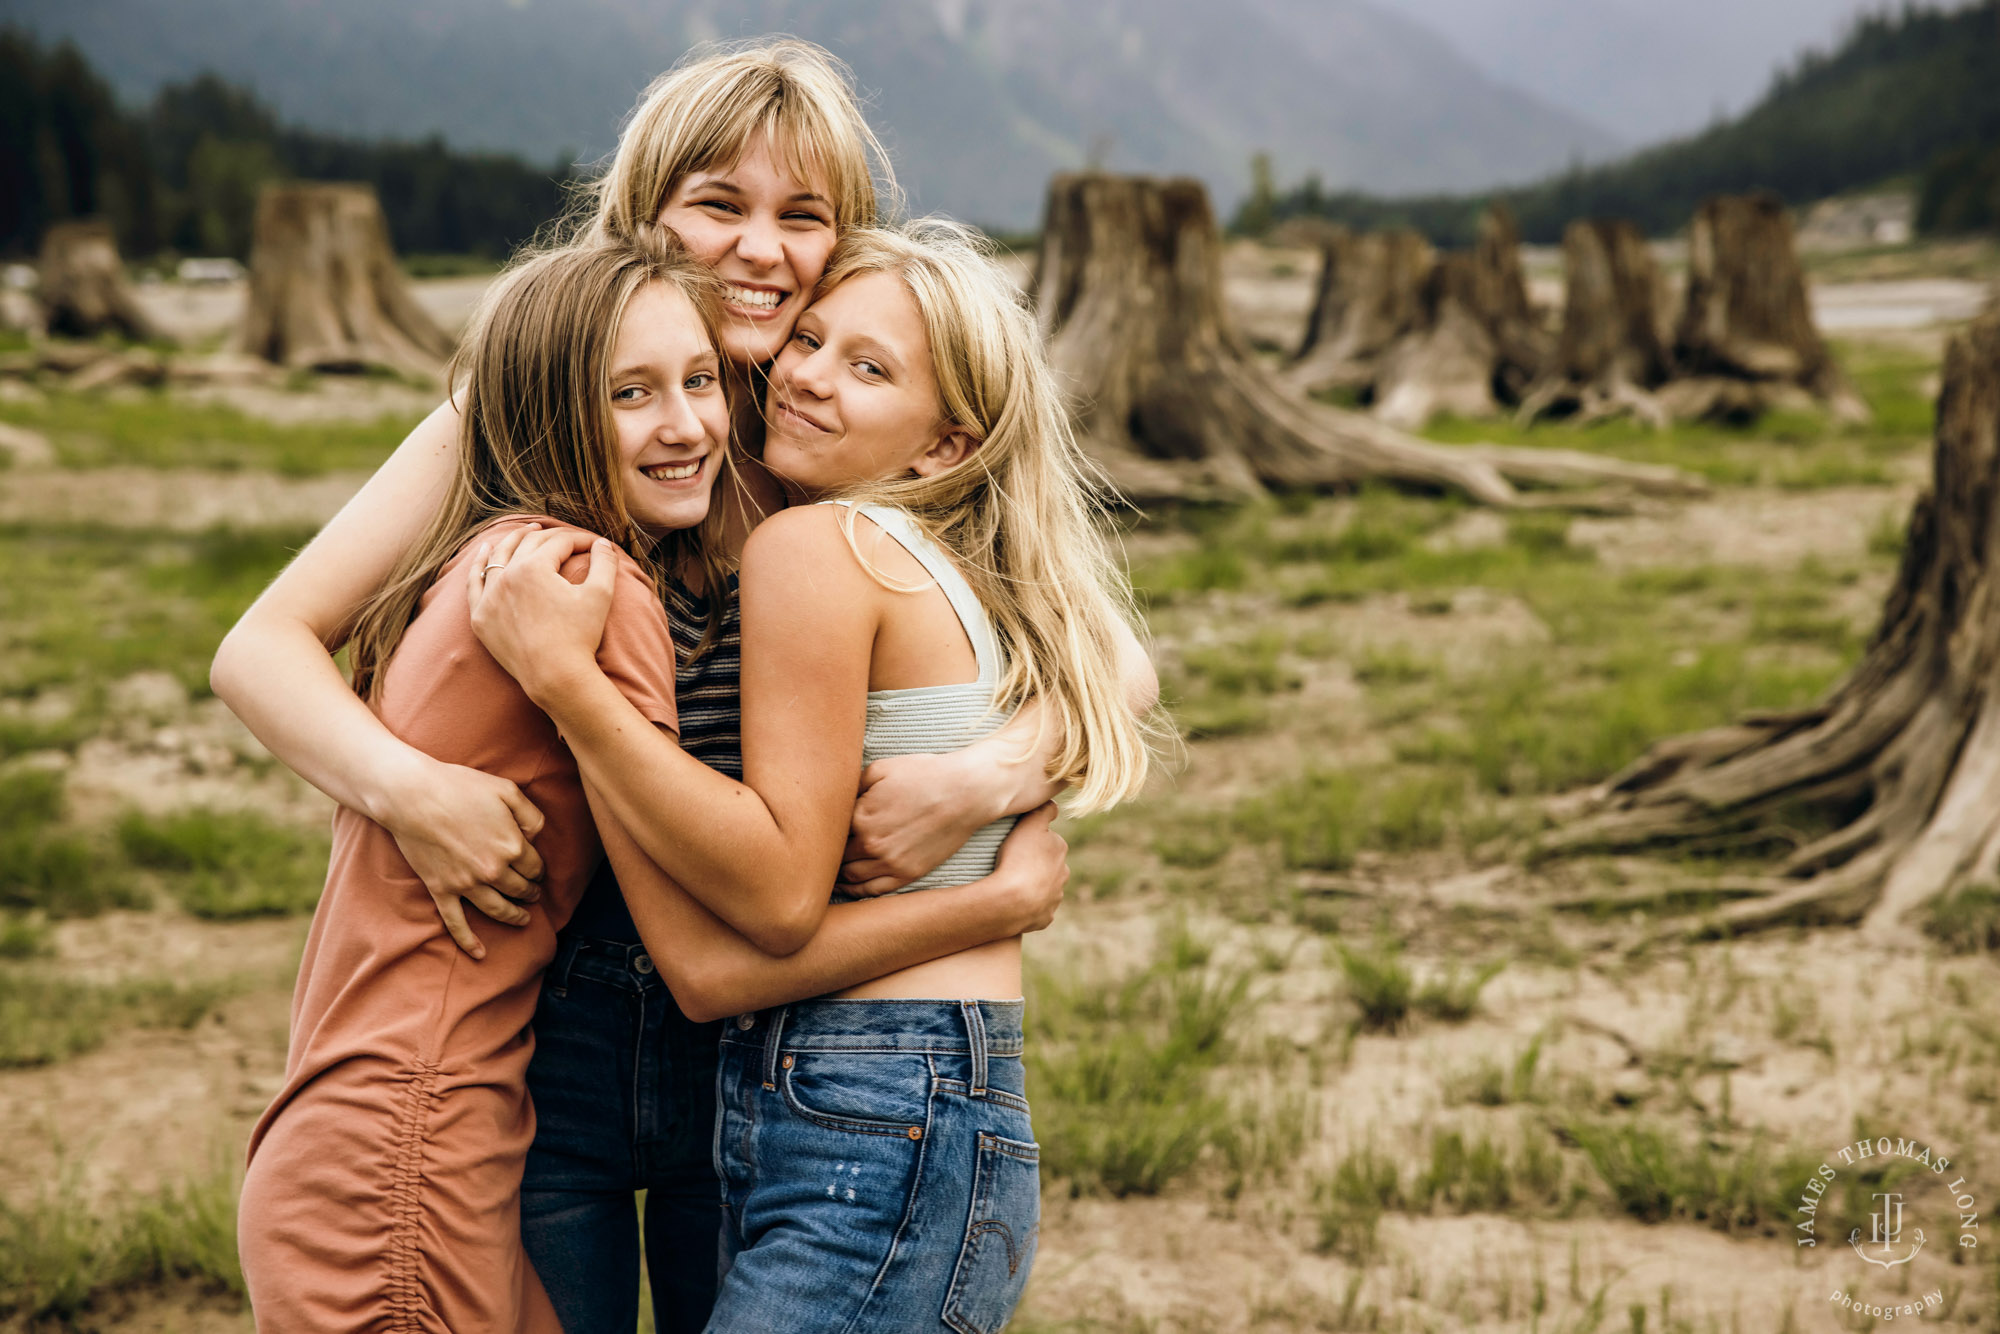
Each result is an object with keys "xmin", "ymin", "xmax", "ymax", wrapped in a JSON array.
[
  {"xmin": 466, "ymin": 219, "xmax": 1162, "ymax": 1332},
  {"xmin": 216, "ymin": 40, "xmax": 1103, "ymax": 1334}
]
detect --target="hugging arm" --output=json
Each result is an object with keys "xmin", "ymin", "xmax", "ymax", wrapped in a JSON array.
[
  {"xmin": 478, "ymin": 510, "xmax": 880, "ymax": 955},
  {"xmin": 209, "ymin": 402, "xmax": 547, "ymax": 957},
  {"xmin": 588, "ymin": 782, "xmax": 1067, "ymax": 1023}
]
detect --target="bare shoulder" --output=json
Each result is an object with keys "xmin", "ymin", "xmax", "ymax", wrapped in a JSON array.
[{"xmin": 742, "ymin": 504, "xmax": 891, "ymax": 582}]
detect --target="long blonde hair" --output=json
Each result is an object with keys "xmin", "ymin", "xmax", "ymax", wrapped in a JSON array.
[
  {"xmin": 815, "ymin": 221, "xmax": 1161, "ymax": 813},
  {"xmin": 347, "ymin": 231, "xmax": 726, "ymax": 700},
  {"xmin": 584, "ymin": 38, "xmax": 898, "ymax": 243}
]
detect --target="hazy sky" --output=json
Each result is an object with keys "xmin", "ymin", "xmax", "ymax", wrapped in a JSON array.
[{"xmin": 1375, "ymin": 0, "xmax": 1907, "ymax": 143}]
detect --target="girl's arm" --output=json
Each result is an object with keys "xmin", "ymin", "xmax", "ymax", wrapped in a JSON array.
[
  {"xmin": 838, "ymin": 614, "xmax": 1159, "ymax": 894},
  {"xmin": 209, "ymin": 401, "xmax": 548, "ymax": 957},
  {"xmin": 472, "ymin": 511, "xmax": 883, "ymax": 956},
  {"xmin": 591, "ymin": 792, "xmax": 1068, "ymax": 1023}
]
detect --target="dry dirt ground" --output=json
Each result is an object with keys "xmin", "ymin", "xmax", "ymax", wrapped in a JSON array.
[{"xmin": 3, "ymin": 259, "xmax": 1996, "ymax": 1334}]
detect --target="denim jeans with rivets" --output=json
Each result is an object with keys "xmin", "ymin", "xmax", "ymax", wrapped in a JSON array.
[
  {"xmin": 519, "ymin": 932, "xmax": 724, "ymax": 1334},
  {"xmin": 706, "ymin": 998, "xmax": 1040, "ymax": 1334}
]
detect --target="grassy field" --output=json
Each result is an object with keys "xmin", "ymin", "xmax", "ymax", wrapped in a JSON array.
[{"xmin": 4, "ymin": 308, "xmax": 1999, "ymax": 1331}]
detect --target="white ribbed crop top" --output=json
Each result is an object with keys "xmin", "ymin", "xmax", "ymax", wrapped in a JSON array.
[{"xmin": 828, "ymin": 501, "xmax": 1019, "ymax": 898}]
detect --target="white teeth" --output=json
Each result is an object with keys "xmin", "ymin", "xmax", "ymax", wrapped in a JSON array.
[
  {"xmin": 642, "ymin": 461, "xmax": 701, "ymax": 481},
  {"xmin": 724, "ymin": 285, "xmax": 783, "ymax": 310}
]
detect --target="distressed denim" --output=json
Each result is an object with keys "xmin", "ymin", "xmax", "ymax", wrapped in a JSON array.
[
  {"xmin": 707, "ymin": 999, "xmax": 1040, "ymax": 1334},
  {"xmin": 520, "ymin": 933, "xmax": 724, "ymax": 1334}
]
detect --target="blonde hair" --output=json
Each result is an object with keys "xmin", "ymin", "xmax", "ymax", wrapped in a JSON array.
[
  {"xmin": 347, "ymin": 230, "xmax": 727, "ymax": 699},
  {"xmin": 585, "ymin": 38, "xmax": 898, "ymax": 242},
  {"xmin": 814, "ymin": 220, "xmax": 1161, "ymax": 813}
]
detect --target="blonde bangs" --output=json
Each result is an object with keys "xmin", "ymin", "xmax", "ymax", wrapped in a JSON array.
[{"xmin": 588, "ymin": 38, "xmax": 896, "ymax": 242}]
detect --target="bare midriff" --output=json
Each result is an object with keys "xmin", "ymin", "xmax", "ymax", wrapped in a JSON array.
[{"xmin": 829, "ymin": 935, "xmax": 1022, "ymax": 1001}]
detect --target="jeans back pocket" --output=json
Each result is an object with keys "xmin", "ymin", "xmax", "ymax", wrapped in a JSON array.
[{"xmin": 942, "ymin": 1132, "xmax": 1040, "ymax": 1334}]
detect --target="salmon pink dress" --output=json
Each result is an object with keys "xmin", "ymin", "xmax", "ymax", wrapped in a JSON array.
[{"xmin": 238, "ymin": 521, "xmax": 678, "ymax": 1333}]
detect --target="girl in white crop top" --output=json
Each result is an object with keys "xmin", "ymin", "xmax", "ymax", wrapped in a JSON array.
[{"xmin": 469, "ymin": 219, "xmax": 1162, "ymax": 1331}]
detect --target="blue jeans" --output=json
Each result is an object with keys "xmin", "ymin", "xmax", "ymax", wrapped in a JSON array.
[
  {"xmin": 520, "ymin": 934, "xmax": 724, "ymax": 1334},
  {"xmin": 708, "ymin": 999, "xmax": 1040, "ymax": 1334}
]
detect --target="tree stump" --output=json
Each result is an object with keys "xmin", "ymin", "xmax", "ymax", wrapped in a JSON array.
[
  {"xmin": 1519, "ymin": 219, "xmax": 1672, "ymax": 425},
  {"xmin": 38, "ymin": 219, "xmax": 159, "ymax": 342},
  {"xmin": 1032, "ymin": 173, "xmax": 1514, "ymax": 504},
  {"xmin": 1283, "ymin": 227, "xmax": 1435, "ymax": 398},
  {"xmin": 1547, "ymin": 308, "xmax": 2000, "ymax": 940},
  {"xmin": 1669, "ymin": 192, "xmax": 1869, "ymax": 424},
  {"xmin": 238, "ymin": 183, "xmax": 455, "ymax": 377},
  {"xmin": 1463, "ymin": 204, "xmax": 1553, "ymax": 405},
  {"xmin": 1372, "ymin": 206, "xmax": 1552, "ymax": 429}
]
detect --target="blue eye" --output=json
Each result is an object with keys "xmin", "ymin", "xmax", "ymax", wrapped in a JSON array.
[
  {"xmin": 858, "ymin": 361, "xmax": 885, "ymax": 379},
  {"xmin": 685, "ymin": 372, "xmax": 716, "ymax": 391}
]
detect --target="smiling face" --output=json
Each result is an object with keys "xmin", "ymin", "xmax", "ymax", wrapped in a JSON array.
[
  {"xmin": 761, "ymin": 270, "xmax": 980, "ymax": 497},
  {"xmin": 609, "ymin": 281, "xmax": 730, "ymax": 536},
  {"xmin": 656, "ymin": 132, "xmax": 838, "ymax": 369}
]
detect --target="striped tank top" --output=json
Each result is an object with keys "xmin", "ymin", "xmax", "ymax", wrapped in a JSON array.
[
  {"xmin": 834, "ymin": 502, "xmax": 1020, "ymax": 897},
  {"xmin": 561, "ymin": 568, "xmax": 741, "ymax": 940}
]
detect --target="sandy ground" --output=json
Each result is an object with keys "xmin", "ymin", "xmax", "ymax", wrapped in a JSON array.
[{"xmin": 4, "ymin": 250, "xmax": 1995, "ymax": 1333}]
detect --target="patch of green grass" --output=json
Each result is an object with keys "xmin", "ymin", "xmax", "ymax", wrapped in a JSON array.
[
  {"xmin": 0, "ymin": 771, "xmax": 146, "ymax": 918},
  {"xmin": 1028, "ymin": 934, "xmax": 1267, "ymax": 1197},
  {"xmin": 1234, "ymin": 767, "xmax": 1471, "ymax": 871},
  {"xmin": 1925, "ymin": 883, "xmax": 2000, "ymax": 954},
  {"xmin": 0, "ymin": 523, "xmax": 312, "ymax": 712},
  {"xmin": 0, "ymin": 1163, "xmax": 243, "ymax": 1320},
  {"xmin": 1167, "ymin": 631, "xmax": 1303, "ymax": 738},
  {"xmin": 1403, "ymin": 645, "xmax": 1844, "ymax": 797},
  {"xmin": 1416, "ymin": 959, "xmax": 1506, "ymax": 1023},
  {"xmin": 1351, "ymin": 645, "xmax": 1434, "ymax": 685},
  {"xmin": 1868, "ymin": 509, "xmax": 1909, "ymax": 560},
  {"xmin": 0, "ymin": 969, "xmax": 236, "ymax": 1068},
  {"xmin": 1312, "ymin": 1143, "xmax": 1402, "ymax": 1259},
  {"xmin": 118, "ymin": 808, "xmax": 328, "ymax": 919},
  {"xmin": 1336, "ymin": 935, "xmax": 1413, "ymax": 1032},
  {"xmin": 1565, "ymin": 1120, "xmax": 1818, "ymax": 1234},
  {"xmin": 1448, "ymin": 1034, "xmax": 1547, "ymax": 1107},
  {"xmin": 0, "ymin": 389, "xmax": 416, "ymax": 475},
  {"xmin": 1313, "ymin": 1121, "xmax": 1575, "ymax": 1259},
  {"xmin": 0, "ymin": 915, "xmax": 51, "ymax": 960}
]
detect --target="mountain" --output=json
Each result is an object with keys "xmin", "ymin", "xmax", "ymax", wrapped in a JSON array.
[
  {"xmin": 1258, "ymin": 0, "xmax": 2000, "ymax": 244},
  {"xmin": 2, "ymin": 0, "xmax": 1618, "ymax": 225},
  {"xmin": 1380, "ymin": 0, "xmax": 1892, "ymax": 144}
]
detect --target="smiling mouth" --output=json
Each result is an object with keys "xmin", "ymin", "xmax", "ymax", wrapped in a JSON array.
[
  {"xmin": 640, "ymin": 457, "xmax": 705, "ymax": 483},
  {"xmin": 774, "ymin": 400, "xmax": 829, "ymax": 434},
  {"xmin": 722, "ymin": 284, "xmax": 787, "ymax": 315}
]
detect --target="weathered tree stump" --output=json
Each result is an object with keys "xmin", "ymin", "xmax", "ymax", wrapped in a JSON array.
[
  {"xmin": 1033, "ymin": 173, "xmax": 1515, "ymax": 504},
  {"xmin": 38, "ymin": 219, "xmax": 159, "ymax": 342},
  {"xmin": 1547, "ymin": 308, "xmax": 2000, "ymax": 940},
  {"xmin": 1034, "ymin": 175, "xmax": 1705, "ymax": 505},
  {"xmin": 1669, "ymin": 192, "xmax": 1869, "ymax": 424},
  {"xmin": 1372, "ymin": 206, "xmax": 1553, "ymax": 428},
  {"xmin": 1519, "ymin": 218, "xmax": 1673, "ymax": 426},
  {"xmin": 1284, "ymin": 227, "xmax": 1435, "ymax": 398},
  {"xmin": 239, "ymin": 183, "xmax": 455, "ymax": 377}
]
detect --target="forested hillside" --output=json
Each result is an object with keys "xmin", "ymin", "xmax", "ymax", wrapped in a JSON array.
[
  {"xmin": 1247, "ymin": 0, "xmax": 2000, "ymax": 243},
  {"xmin": 0, "ymin": 30, "xmax": 574, "ymax": 260}
]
